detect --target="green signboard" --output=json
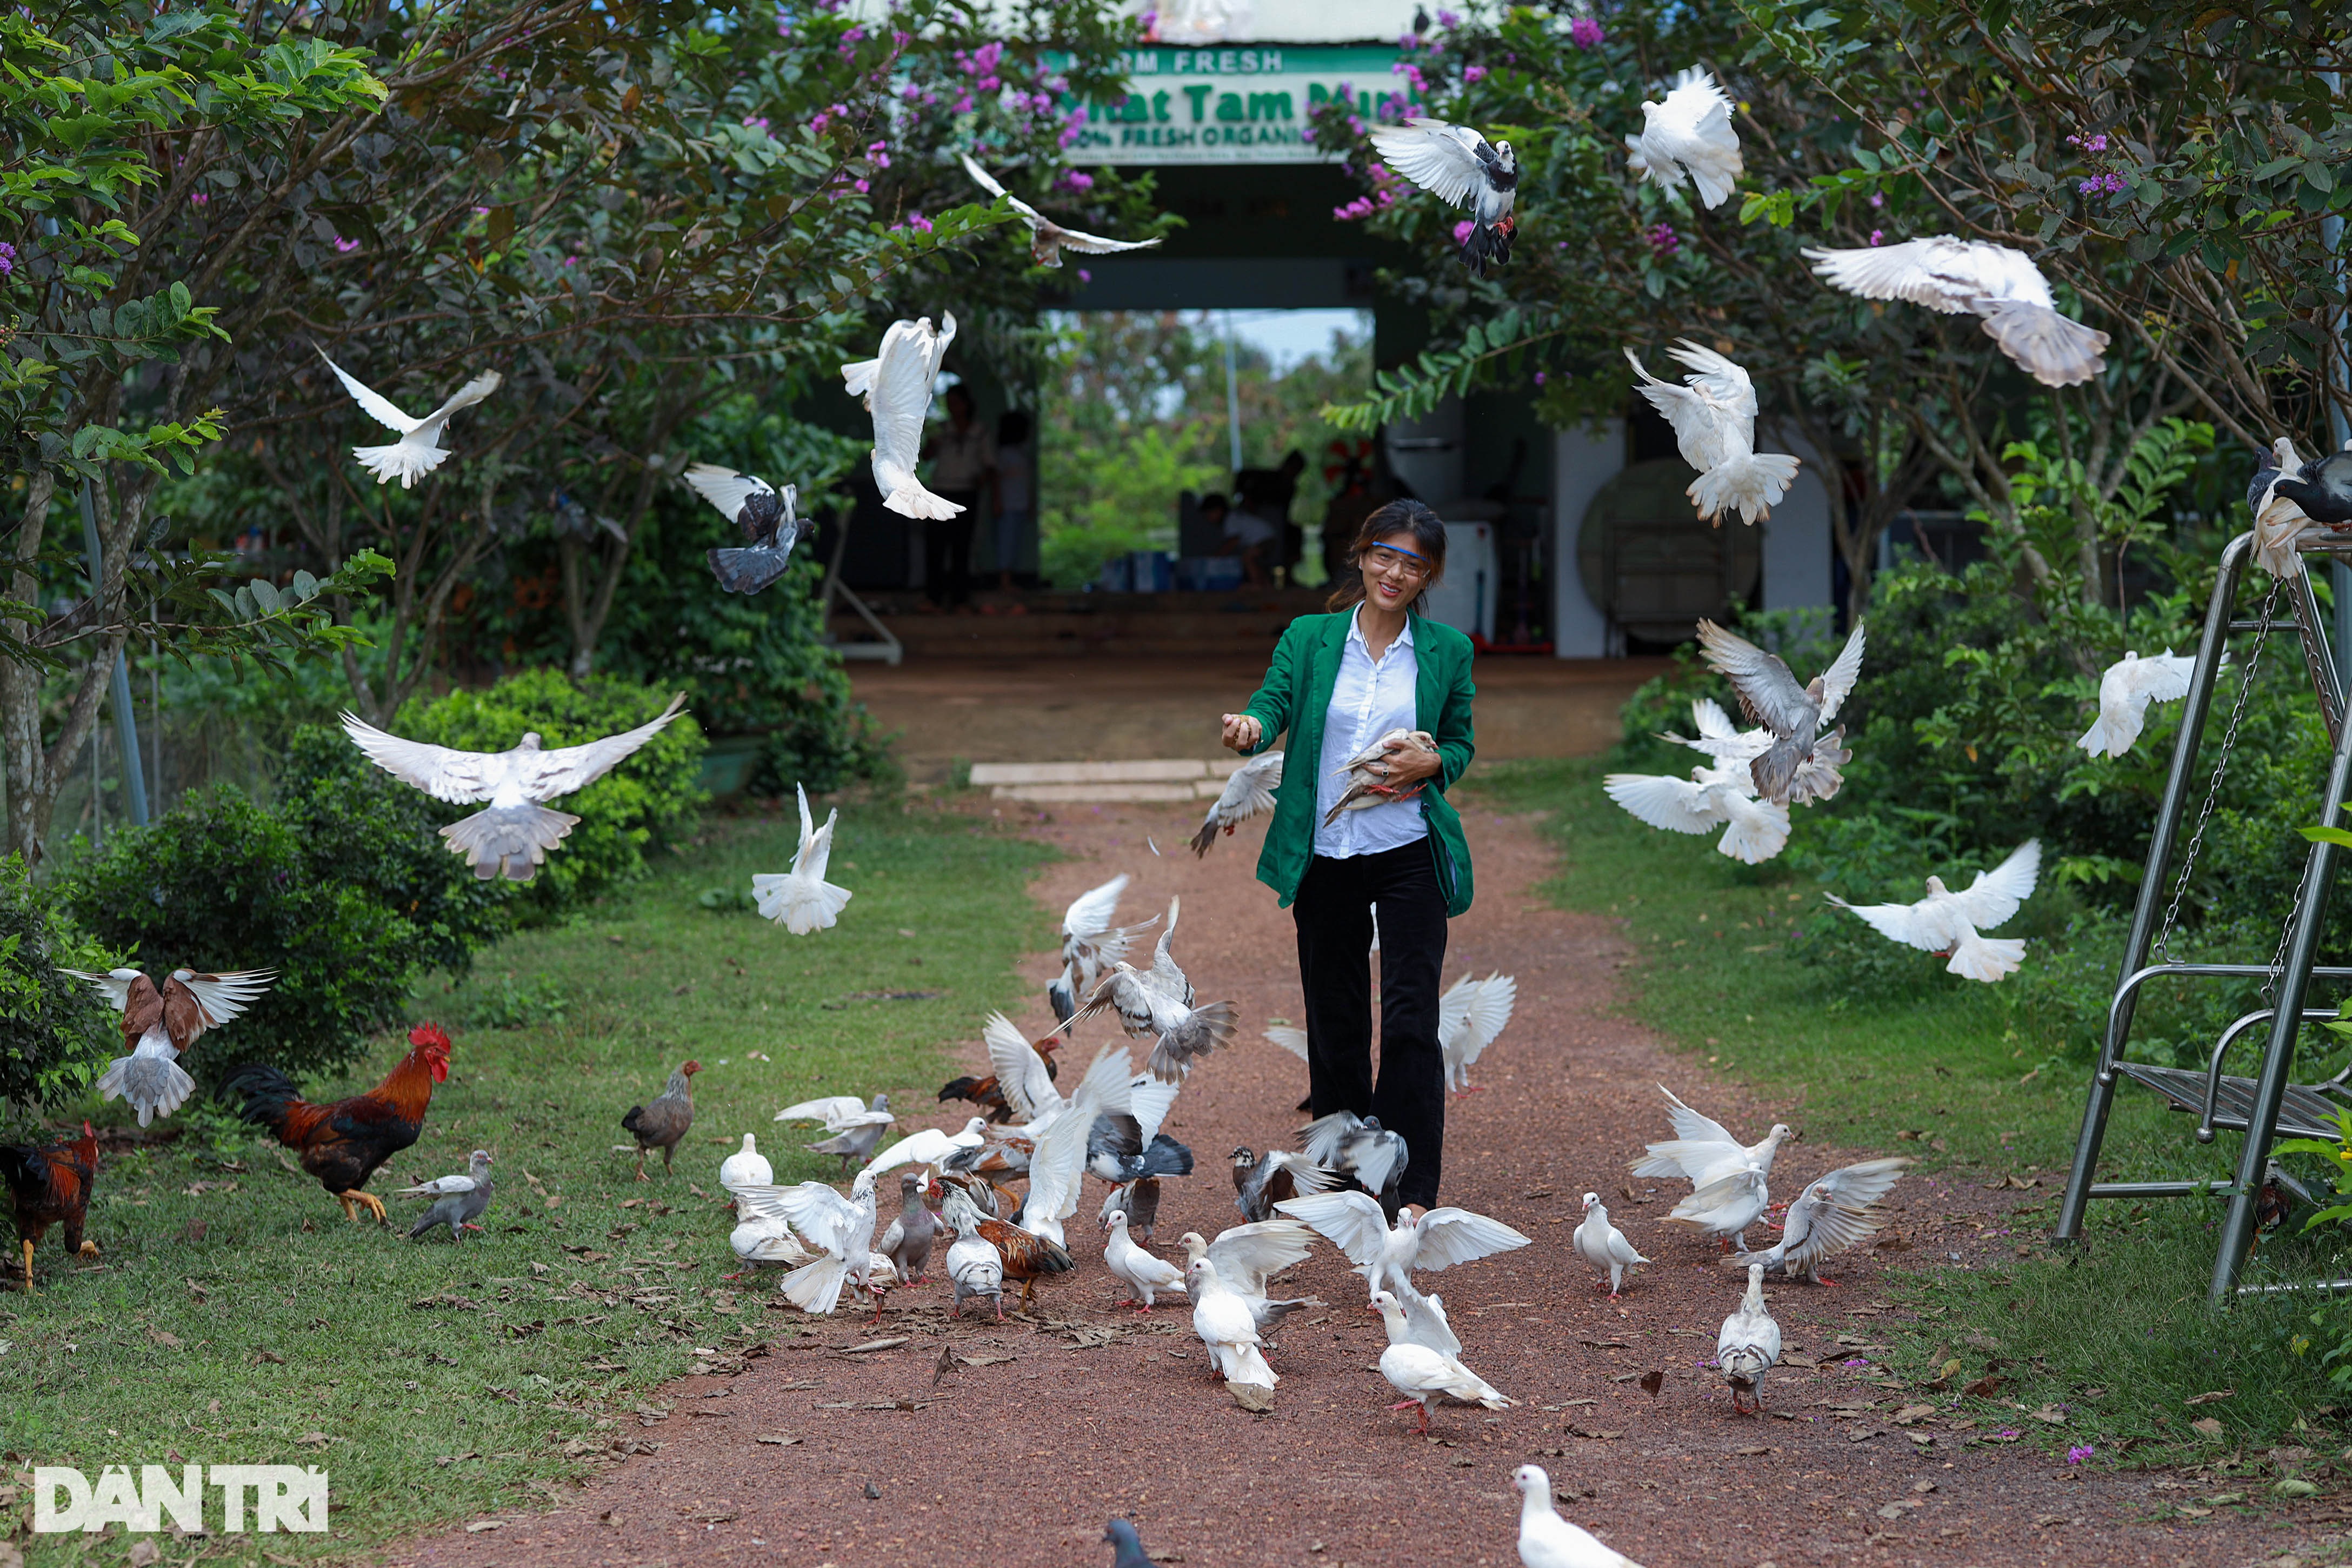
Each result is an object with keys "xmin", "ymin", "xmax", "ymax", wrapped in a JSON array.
[{"xmin": 1060, "ymin": 45, "xmax": 1417, "ymax": 165}]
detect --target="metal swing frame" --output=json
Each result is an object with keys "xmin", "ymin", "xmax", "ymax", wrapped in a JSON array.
[{"xmin": 2054, "ymin": 530, "xmax": 2352, "ymax": 1306}]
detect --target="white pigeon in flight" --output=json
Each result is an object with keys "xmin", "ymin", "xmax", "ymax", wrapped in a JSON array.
[
  {"xmin": 841, "ymin": 313, "xmax": 962, "ymax": 520},
  {"xmin": 1631, "ymin": 1085, "xmax": 1793, "ymax": 1191},
  {"xmin": 1365, "ymin": 118, "xmax": 1518, "ymax": 274},
  {"xmin": 2078, "ymin": 650, "xmax": 2196, "ymax": 759},
  {"xmin": 1802, "ymin": 236, "xmax": 2109, "ymax": 387},
  {"xmin": 1828, "ymin": 839, "xmax": 2042, "ymax": 983},
  {"xmin": 1048, "ymin": 873, "xmax": 1156, "ymax": 1022},
  {"xmin": 1727, "ymin": 1155, "xmax": 1911, "ymax": 1284},
  {"xmin": 1657, "ymin": 696, "xmax": 1853, "ymax": 805},
  {"xmin": 1438, "ymin": 971, "xmax": 1517, "ymax": 1092},
  {"xmin": 753, "ymin": 784, "xmax": 853, "ymax": 933},
  {"xmin": 1624, "ymin": 341, "xmax": 1801, "ymax": 525},
  {"xmin": 1190, "ymin": 750, "xmax": 1284, "ymax": 857},
  {"xmin": 1696, "ymin": 618, "xmax": 1866, "ymax": 805},
  {"xmin": 341, "ymin": 695, "xmax": 687, "ymax": 881},
  {"xmin": 1602, "ymin": 762, "xmax": 1791, "ymax": 865},
  {"xmin": 1624, "ymin": 66, "xmax": 1743, "ymax": 209},
  {"xmin": 958, "ymin": 154, "xmax": 1163, "ymax": 269},
  {"xmin": 317, "ymin": 350, "xmax": 502, "ymax": 488},
  {"xmin": 1275, "ymin": 1189, "xmax": 1530, "ymax": 1302}
]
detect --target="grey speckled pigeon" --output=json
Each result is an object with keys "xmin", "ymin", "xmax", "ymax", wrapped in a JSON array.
[
  {"xmin": 404, "ymin": 1150, "xmax": 493, "ymax": 1241},
  {"xmin": 878, "ymin": 1169, "xmax": 938, "ymax": 1284},
  {"xmin": 1104, "ymin": 1518, "xmax": 1155, "ymax": 1568},
  {"xmin": 1716, "ymin": 1262, "xmax": 1782, "ymax": 1414}
]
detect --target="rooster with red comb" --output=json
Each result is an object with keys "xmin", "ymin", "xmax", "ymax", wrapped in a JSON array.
[{"xmin": 223, "ymin": 1024, "xmax": 454, "ymax": 1225}]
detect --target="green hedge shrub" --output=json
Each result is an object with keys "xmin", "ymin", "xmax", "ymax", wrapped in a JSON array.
[
  {"xmin": 392, "ymin": 670, "xmax": 707, "ymax": 923},
  {"xmin": 0, "ymin": 855, "xmax": 127, "ymax": 1120}
]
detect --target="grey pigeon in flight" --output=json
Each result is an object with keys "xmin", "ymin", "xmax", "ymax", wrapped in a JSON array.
[{"xmin": 685, "ymin": 463, "xmax": 810, "ymax": 595}]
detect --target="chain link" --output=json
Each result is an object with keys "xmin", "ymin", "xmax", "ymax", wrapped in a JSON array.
[{"xmin": 2155, "ymin": 573, "xmax": 2284, "ymax": 965}]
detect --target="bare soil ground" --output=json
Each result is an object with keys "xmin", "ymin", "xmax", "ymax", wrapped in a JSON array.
[{"xmin": 386, "ymin": 796, "xmax": 2338, "ymax": 1568}]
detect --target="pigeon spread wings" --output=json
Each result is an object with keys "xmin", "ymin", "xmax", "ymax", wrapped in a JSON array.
[
  {"xmin": 62, "ymin": 968, "xmax": 144, "ymax": 1013},
  {"xmin": 172, "ymin": 970, "xmax": 276, "ymax": 1030},
  {"xmin": 775, "ymin": 1096, "xmax": 869, "ymax": 1126},
  {"xmin": 341, "ymin": 694, "xmax": 684, "ymax": 803},
  {"xmin": 1660, "ymin": 1084, "xmax": 1741, "ymax": 1149},
  {"xmin": 1804, "ymin": 236, "xmax": 2057, "ymax": 313},
  {"xmin": 1204, "ymin": 1218, "xmax": 1316, "ymax": 1295},
  {"xmin": 1367, "ymin": 119, "xmax": 1494, "ymax": 208},
  {"xmin": 767, "ymin": 1179, "xmax": 869, "ymax": 1253},
  {"xmin": 1948, "ymin": 840, "xmax": 2041, "ymax": 930},
  {"xmin": 1696, "ymin": 623, "xmax": 1816, "ymax": 734},
  {"xmin": 793, "ymin": 783, "xmax": 837, "ymax": 882},
  {"xmin": 1461, "ymin": 973, "xmax": 1515, "ymax": 1056},
  {"xmin": 683, "ymin": 463, "xmax": 781, "ymax": 530},
  {"xmin": 1807, "ymin": 1156, "xmax": 1910, "ymax": 1213},
  {"xmin": 319, "ymin": 354, "xmax": 501, "ymax": 436},
  {"xmin": 1410, "ymin": 1207, "xmax": 1533, "ymax": 1270},
  {"xmin": 1814, "ymin": 622, "xmax": 1867, "ymax": 724},
  {"xmin": 1263, "ymin": 1024, "xmax": 1309, "ymax": 1061},
  {"xmin": 1063, "ymin": 873, "xmax": 1130, "ymax": 940},
  {"xmin": 983, "ymin": 1011, "xmax": 1057, "ymax": 1124},
  {"xmin": 1273, "ymin": 1189, "xmax": 1391, "ymax": 1266},
  {"xmin": 1604, "ymin": 772, "xmax": 1730, "ymax": 834}
]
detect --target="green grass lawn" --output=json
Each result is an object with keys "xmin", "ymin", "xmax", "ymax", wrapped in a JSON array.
[
  {"xmin": 1472, "ymin": 759, "xmax": 2352, "ymax": 1467},
  {"xmin": 4, "ymin": 799, "xmax": 1054, "ymax": 1562}
]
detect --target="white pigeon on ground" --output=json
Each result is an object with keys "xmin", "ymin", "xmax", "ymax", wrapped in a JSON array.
[
  {"xmin": 1365, "ymin": 117, "xmax": 1519, "ymax": 274},
  {"xmin": 1513, "ymin": 1464, "xmax": 1646, "ymax": 1568},
  {"xmin": 1696, "ymin": 618, "xmax": 1866, "ymax": 805},
  {"xmin": 1623, "ymin": 67, "xmax": 1743, "ymax": 209},
  {"xmin": 1573, "ymin": 1192, "xmax": 1651, "ymax": 1298},
  {"xmin": 725, "ymin": 1204, "xmax": 815, "ymax": 1276},
  {"xmin": 2078, "ymin": 650, "xmax": 2196, "ymax": 759},
  {"xmin": 1657, "ymin": 696, "xmax": 1853, "ymax": 805},
  {"xmin": 1369, "ymin": 1289, "xmax": 1514, "ymax": 1431},
  {"xmin": 1603, "ymin": 763, "xmax": 1792, "ymax": 865},
  {"xmin": 734, "ymin": 1169, "xmax": 878, "ymax": 1315},
  {"xmin": 1047, "ymin": 873, "xmax": 1156, "ymax": 1022},
  {"xmin": 1190, "ymin": 751, "xmax": 1285, "ymax": 857},
  {"xmin": 942, "ymin": 1192, "xmax": 1006, "ymax": 1320},
  {"xmin": 1015, "ymin": 1044, "xmax": 1135, "ymax": 1247},
  {"xmin": 1438, "ymin": 971, "xmax": 1517, "ymax": 1092},
  {"xmin": 1716, "ymin": 1262, "xmax": 1782, "ymax": 1414},
  {"xmin": 316, "ymin": 350, "xmax": 502, "ymax": 488},
  {"xmin": 1178, "ymin": 1220, "xmax": 1322, "ymax": 1334},
  {"xmin": 1828, "ymin": 839, "xmax": 2042, "ymax": 983},
  {"xmin": 2251, "ymin": 436, "xmax": 2316, "ymax": 578},
  {"xmin": 864, "ymin": 1117, "xmax": 989, "ymax": 1178},
  {"xmin": 1664, "ymin": 1163, "xmax": 1770, "ymax": 1251},
  {"xmin": 1728, "ymin": 1156, "xmax": 1913, "ymax": 1284},
  {"xmin": 341, "ymin": 695, "xmax": 687, "ymax": 882},
  {"xmin": 1276, "ymin": 1189, "xmax": 1531, "ymax": 1302},
  {"xmin": 1383, "ymin": 1279, "xmax": 1463, "ymax": 1358},
  {"xmin": 1298, "ymin": 1110, "xmax": 1412, "ymax": 1208},
  {"xmin": 1631, "ymin": 1086, "xmax": 1794, "ymax": 1191},
  {"xmin": 752, "ymin": 784, "xmax": 852, "ymax": 933},
  {"xmin": 1624, "ymin": 341, "xmax": 1798, "ymax": 526},
  {"xmin": 718, "ymin": 1134, "xmax": 772, "ymax": 1191},
  {"xmin": 684, "ymin": 463, "xmax": 810, "ymax": 596},
  {"xmin": 958, "ymin": 152, "xmax": 1164, "ymax": 269},
  {"xmin": 1189, "ymin": 1255, "xmax": 1279, "ymax": 1386},
  {"xmin": 1802, "ymin": 236, "xmax": 2109, "ymax": 387},
  {"xmin": 1104, "ymin": 1207, "xmax": 1188, "ymax": 1312},
  {"xmin": 842, "ymin": 313, "xmax": 962, "ymax": 520}
]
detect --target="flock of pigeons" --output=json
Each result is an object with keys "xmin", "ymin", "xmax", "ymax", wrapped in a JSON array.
[
  {"xmin": 1371, "ymin": 66, "xmax": 2115, "ymax": 531},
  {"xmin": 1595, "ymin": 595, "xmax": 2204, "ymax": 983}
]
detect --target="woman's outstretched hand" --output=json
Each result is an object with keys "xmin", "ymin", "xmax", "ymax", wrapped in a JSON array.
[{"xmin": 1221, "ymin": 712, "xmax": 1263, "ymax": 753}]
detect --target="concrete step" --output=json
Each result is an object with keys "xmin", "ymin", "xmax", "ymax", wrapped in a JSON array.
[{"xmin": 973, "ymin": 758, "xmax": 1243, "ymax": 803}]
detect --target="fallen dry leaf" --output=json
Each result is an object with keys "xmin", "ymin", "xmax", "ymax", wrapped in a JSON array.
[
  {"xmin": 1890, "ymin": 1404, "xmax": 1935, "ymax": 1426},
  {"xmin": 1963, "ymin": 1374, "xmax": 2004, "ymax": 1398},
  {"xmin": 2191, "ymin": 1417, "xmax": 2227, "ymax": 1439},
  {"xmin": 126, "ymin": 1542, "xmax": 159, "ymax": 1567},
  {"xmin": 841, "ymin": 1336, "xmax": 909, "ymax": 1355},
  {"xmin": 1637, "ymin": 1370, "xmax": 1663, "ymax": 1397},
  {"xmin": 2185, "ymin": 1389, "xmax": 2236, "ymax": 1406},
  {"xmin": 755, "ymin": 1434, "xmax": 801, "ymax": 1446},
  {"xmin": 1227, "ymin": 1380, "xmax": 1275, "ymax": 1414},
  {"xmin": 465, "ymin": 1520, "xmax": 504, "ymax": 1533}
]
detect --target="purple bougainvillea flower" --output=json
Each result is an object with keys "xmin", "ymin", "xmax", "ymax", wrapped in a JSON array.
[
  {"xmin": 1841, "ymin": 1356, "xmax": 1869, "ymax": 1369},
  {"xmin": 1077, "ymin": 268, "xmax": 1091, "ymax": 282},
  {"xmin": 2067, "ymin": 1445, "xmax": 2095, "ymax": 1465},
  {"xmin": 333, "ymin": 236, "xmax": 359, "ymax": 253},
  {"xmin": 1453, "ymin": 219, "xmax": 1477, "ymax": 245},
  {"xmin": 1869, "ymin": 191, "xmax": 1884, "ymax": 208},
  {"xmin": 0, "ymin": 241, "xmax": 18, "ymax": 277},
  {"xmin": 1569, "ymin": 16, "xmax": 1604, "ymax": 49},
  {"xmin": 1646, "ymin": 222, "xmax": 1678, "ymax": 257},
  {"xmin": 1058, "ymin": 169, "xmax": 1095, "ymax": 192},
  {"xmin": 1534, "ymin": 370, "xmax": 1546, "ymax": 385},
  {"xmin": 1869, "ymin": 229, "xmax": 1884, "ymax": 246},
  {"xmin": 1437, "ymin": 8, "xmax": 1461, "ymax": 26},
  {"xmin": 1463, "ymin": 64, "xmax": 1487, "ymax": 83}
]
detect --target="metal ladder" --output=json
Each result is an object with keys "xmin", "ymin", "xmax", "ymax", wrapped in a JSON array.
[{"xmin": 2054, "ymin": 530, "xmax": 2352, "ymax": 1305}]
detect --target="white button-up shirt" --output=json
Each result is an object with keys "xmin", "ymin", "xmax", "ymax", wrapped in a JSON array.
[{"xmin": 1313, "ymin": 606, "xmax": 1428, "ymax": 859}]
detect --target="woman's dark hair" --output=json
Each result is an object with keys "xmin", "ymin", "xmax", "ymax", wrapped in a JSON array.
[{"xmin": 1325, "ymin": 498, "xmax": 1447, "ymax": 613}]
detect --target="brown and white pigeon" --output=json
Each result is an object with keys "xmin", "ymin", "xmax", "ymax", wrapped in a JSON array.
[
  {"xmin": 959, "ymin": 154, "xmax": 1165, "ymax": 269},
  {"xmin": 64, "ymin": 965, "xmax": 277, "ymax": 1126}
]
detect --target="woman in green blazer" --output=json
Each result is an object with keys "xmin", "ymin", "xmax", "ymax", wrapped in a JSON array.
[{"xmin": 1219, "ymin": 499, "xmax": 1476, "ymax": 1218}]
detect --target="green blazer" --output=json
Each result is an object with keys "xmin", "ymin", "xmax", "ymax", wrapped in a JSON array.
[{"xmin": 1238, "ymin": 608, "xmax": 1477, "ymax": 918}]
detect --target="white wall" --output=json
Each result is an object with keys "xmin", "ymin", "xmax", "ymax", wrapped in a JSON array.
[
  {"xmin": 1551, "ymin": 418, "xmax": 1624, "ymax": 657},
  {"xmin": 1385, "ymin": 398, "xmax": 1463, "ymax": 508},
  {"xmin": 1759, "ymin": 430, "xmax": 1835, "ymax": 612}
]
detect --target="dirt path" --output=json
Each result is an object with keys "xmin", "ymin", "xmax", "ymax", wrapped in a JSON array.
[{"xmin": 388, "ymin": 797, "xmax": 2328, "ymax": 1568}]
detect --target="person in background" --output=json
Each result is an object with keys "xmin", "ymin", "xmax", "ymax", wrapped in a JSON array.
[
  {"xmin": 1321, "ymin": 442, "xmax": 1384, "ymax": 586},
  {"xmin": 921, "ymin": 382, "xmax": 995, "ymax": 611},
  {"xmin": 1217, "ymin": 489, "xmax": 1277, "ymax": 587},
  {"xmin": 992, "ymin": 409, "xmax": 1033, "ymax": 597}
]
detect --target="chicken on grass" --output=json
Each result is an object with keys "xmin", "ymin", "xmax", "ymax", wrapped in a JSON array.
[
  {"xmin": 620, "ymin": 1060, "xmax": 700, "ymax": 1180},
  {"xmin": 341, "ymin": 695, "xmax": 687, "ymax": 883},
  {"xmin": 1, "ymin": 1122, "xmax": 99, "ymax": 1290},
  {"xmin": 224, "ymin": 1022, "xmax": 453, "ymax": 1224}
]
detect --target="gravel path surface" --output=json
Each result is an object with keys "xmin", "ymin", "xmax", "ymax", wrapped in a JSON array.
[{"xmin": 390, "ymin": 797, "xmax": 2332, "ymax": 1568}]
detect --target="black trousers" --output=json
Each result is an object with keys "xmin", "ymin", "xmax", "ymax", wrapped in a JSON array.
[
  {"xmin": 1292, "ymin": 841, "xmax": 1448, "ymax": 1209},
  {"xmin": 924, "ymin": 492, "xmax": 980, "ymax": 606}
]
